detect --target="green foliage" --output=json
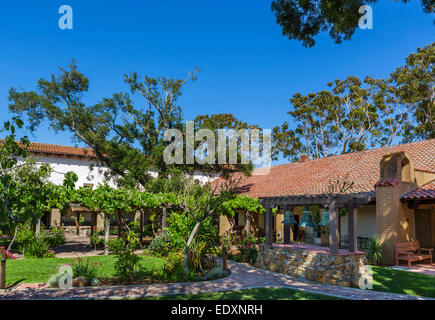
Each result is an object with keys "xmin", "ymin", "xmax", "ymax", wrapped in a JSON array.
[
  {"xmin": 159, "ymin": 253, "xmax": 198, "ymax": 282},
  {"xmin": 148, "ymin": 232, "xmax": 175, "ymax": 257},
  {"xmin": 388, "ymin": 42, "xmax": 434, "ymax": 141},
  {"xmin": 273, "ymin": 43, "xmax": 434, "ymax": 161},
  {"xmin": 24, "ymin": 236, "xmax": 50, "ymax": 258},
  {"xmin": 221, "ymin": 196, "xmax": 265, "ymax": 217},
  {"xmin": 271, "ymin": 1, "xmax": 433, "ymax": 48},
  {"xmin": 367, "ymin": 236, "xmax": 384, "ymax": 265},
  {"xmin": 90, "ymin": 233, "xmax": 105, "ymax": 248},
  {"xmin": 187, "ymin": 238, "xmax": 214, "ymax": 273},
  {"xmin": 13, "ymin": 224, "xmax": 35, "ymax": 252},
  {"xmin": 70, "ymin": 257, "xmax": 103, "ymax": 284},
  {"xmin": 201, "ymin": 265, "xmax": 229, "ymax": 281},
  {"xmin": 110, "ymin": 231, "xmax": 142, "ymax": 281},
  {"xmin": 41, "ymin": 228, "xmax": 66, "ymax": 247},
  {"xmin": 226, "ymin": 234, "xmax": 261, "ymax": 264}
]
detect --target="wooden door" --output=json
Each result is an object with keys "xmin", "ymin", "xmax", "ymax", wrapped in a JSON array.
[{"xmin": 415, "ymin": 210, "xmax": 432, "ymax": 248}]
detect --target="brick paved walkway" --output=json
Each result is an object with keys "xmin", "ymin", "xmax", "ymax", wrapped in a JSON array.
[{"xmin": 0, "ymin": 260, "xmax": 432, "ymax": 300}]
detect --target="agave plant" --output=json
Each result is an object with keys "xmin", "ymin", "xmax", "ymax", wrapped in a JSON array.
[{"xmin": 367, "ymin": 236, "xmax": 384, "ymax": 265}]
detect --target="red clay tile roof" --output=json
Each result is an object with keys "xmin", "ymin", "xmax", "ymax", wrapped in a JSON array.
[
  {"xmin": 213, "ymin": 139, "xmax": 435, "ymax": 198},
  {"xmin": 401, "ymin": 179, "xmax": 435, "ymax": 201},
  {"xmin": 24, "ymin": 142, "xmax": 97, "ymax": 158},
  {"xmin": 374, "ymin": 179, "xmax": 400, "ymax": 187}
]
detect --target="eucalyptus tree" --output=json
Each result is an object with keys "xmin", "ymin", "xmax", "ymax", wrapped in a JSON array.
[
  {"xmin": 8, "ymin": 63, "xmax": 254, "ymax": 191},
  {"xmin": 273, "ymin": 43, "xmax": 435, "ymax": 161},
  {"xmin": 271, "ymin": 0, "xmax": 433, "ymax": 48}
]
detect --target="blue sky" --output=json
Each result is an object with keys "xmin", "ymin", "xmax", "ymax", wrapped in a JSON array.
[{"xmin": 0, "ymin": 1, "xmax": 433, "ymax": 164}]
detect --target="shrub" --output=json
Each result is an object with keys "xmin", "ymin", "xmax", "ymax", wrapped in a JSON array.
[
  {"xmin": 41, "ymin": 228, "xmax": 65, "ymax": 247},
  {"xmin": 70, "ymin": 257, "xmax": 103, "ymax": 284},
  {"xmin": 201, "ymin": 265, "xmax": 230, "ymax": 281},
  {"xmin": 148, "ymin": 232, "xmax": 174, "ymax": 257},
  {"xmin": 367, "ymin": 236, "xmax": 384, "ymax": 265},
  {"xmin": 24, "ymin": 237, "xmax": 50, "ymax": 258},
  {"xmin": 14, "ymin": 224, "xmax": 35, "ymax": 253},
  {"xmin": 187, "ymin": 239, "xmax": 214, "ymax": 273},
  {"xmin": 143, "ymin": 223, "xmax": 153, "ymax": 237},
  {"xmin": 43, "ymin": 250, "xmax": 56, "ymax": 258},
  {"xmin": 111, "ymin": 231, "xmax": 142, "ymax": 281},
  {"xmin": 159, "ymin": 252, "xmax": 197, "ymax": 282}
]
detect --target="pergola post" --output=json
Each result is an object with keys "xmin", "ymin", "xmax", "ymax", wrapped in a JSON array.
[
  {"xmin": 162, "ymin": 207, "xmax": 167, "ymax": 230},
  {"xmin": 328, "ymin": 199, "xmax": 339, "ymax": 254},
  {"xmin": 35, "ymin": 218, "xmax": 41, "ymax": 236},
  {"xmin": 139, "ymin": 209, "xmax": 144, "ymax": 243},
  {"xmin": 265, "ymin": 205, "xmax": 273, "ymax": 245},
  {"xmin": 283, "ymin": 205, "xmax": 293, "ymax": 244},
  {"xmin": 347, "ymin": 200, "xmax": 358, "ymax": 252},
  {"xmin": 245, "ymin": 211, "xmax": 251, "ymax": 237}
]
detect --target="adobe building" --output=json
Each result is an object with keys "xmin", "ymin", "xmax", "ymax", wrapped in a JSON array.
[{"xmin": 217, "ymin": 139, "xmax": 435, "ymax": 265}]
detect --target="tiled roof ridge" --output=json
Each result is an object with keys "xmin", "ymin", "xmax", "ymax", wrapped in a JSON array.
[
  {"xmin": 264, "ymin": 138, "xmax": 435, "ymax": 172},
  {"xmin": 401, "ymin": 178, "xmax": 435, "ymax": 196},
  {"xmin": 20, "ymin": 141, "xmax": 96, "ymax": 158}
]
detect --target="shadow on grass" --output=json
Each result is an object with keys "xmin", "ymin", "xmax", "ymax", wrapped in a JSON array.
[
  {"xmin": 372, "ymin": 266, "xmax": 435, "ymax": 298},
  {"xmin": 5, "ymin": 279, "xmax": 25, "ymax": 290},
  {"xmin": 142, "ymin": 287, "xmax": 342, "ymax": 300}
]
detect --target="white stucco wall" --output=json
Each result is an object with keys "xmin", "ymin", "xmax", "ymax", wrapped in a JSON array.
[
  {"xmin": 340, "ymin": 204, "xmax": 377, "ymax": 238},
  {"xmin": 20, "ymin": 155, "xmax": 117, "ymax": 188},
  {"xmin": 19, "ymin": 154, "xmax": 219, "ymax": 189}
]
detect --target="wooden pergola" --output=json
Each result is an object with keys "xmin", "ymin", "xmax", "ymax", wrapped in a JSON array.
[{"xmin": 259, "ymin": 191, "xmax": 375, "ymax": 254}]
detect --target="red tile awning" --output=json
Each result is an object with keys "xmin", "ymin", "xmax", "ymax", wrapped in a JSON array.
[{"xmin": 401, "ymin": 180, "xmax": 435, "ymax": 201}]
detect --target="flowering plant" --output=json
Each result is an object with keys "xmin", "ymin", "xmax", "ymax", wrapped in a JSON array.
[
  {"xmin": 0, "ymin": 246, "xmax": 17, "ymax": 259},
  {"xmin": 69, "ymin": 257, "xmax": 103, "ymax": 284}
]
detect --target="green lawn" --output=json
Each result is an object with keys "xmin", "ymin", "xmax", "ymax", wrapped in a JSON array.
[
  {"xmin": 143, "ymin": 287, "xmax": 342, "ymax": 300},
  {"xmin": 372, "ymin": 266, "xmax": 435, "ymax": 298},
  {"xmin": 5, "ymin": 255, "xmax": 166, "ymax": 285},
  {"xmin": 6, "ymin": 256, "xmax": 435, "ymax": 300}
]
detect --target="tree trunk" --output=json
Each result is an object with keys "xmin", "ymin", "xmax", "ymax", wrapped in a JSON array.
[
  {"xmin": 246, "ymin": 211, "xmax": 250, "ymax": 237},
  {"xmin": 75, "ymin": 212, "xmax": 80, "ymax": 236},
  {"xmin": 221, "ymin": 239, "xmax": 227, "ymax": 271},
  {"xmin": 104, "ymin": 214, "xmax": 110, "ymax": 255},
  {"xmin": 139, "ymin": 209, "xmax": 144, "ymax": 243},
  {"xmin": 183, "ymin": 221, "xmax": 202, "ymax": 275},
  {"xmin": 7, "ymin": 225, "xmax": 18, "ymax": 252},
  {"xmin": 118, "ymin": 213, "xmax": 122, "ymax": 238},
  {"xmin": 162, "ymin": 207, "xmax": 167, "ymax": 230},
  {"xmin": 35, "ymin": 218, "xmax": 41, "ymax": 236},
  {"xmin": 0, "ymin": 251, "xmax": 5, "ymax": 289}
]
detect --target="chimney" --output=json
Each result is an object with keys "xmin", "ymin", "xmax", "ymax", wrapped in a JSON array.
[{"xmin": 299, "ymin": 155, "xmax": 309, "ymax": 162}]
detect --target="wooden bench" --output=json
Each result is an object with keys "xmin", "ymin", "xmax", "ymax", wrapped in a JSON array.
[{"xmin": 395, "ymin": 240, "xmax": 433, "ymax": 267}]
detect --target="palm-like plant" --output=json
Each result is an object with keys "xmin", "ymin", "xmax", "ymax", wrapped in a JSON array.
[{"xmin": 367, "ymin": 236, "xmax": 384, "ymax": 265}]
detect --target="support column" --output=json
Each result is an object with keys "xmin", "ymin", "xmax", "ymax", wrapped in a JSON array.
[
  {"xmin": 283, "ymin": 205, "xmax": 293, "ymax": 244},
  {"xmin": 265, "ymin": 205, "xmax": 273, "ymax": 245},
  {"xmin": 139, "ymin": 210, "xmax": 144, "ymax": 243},
  {"xmin": 50, "ymin": 208, "xmax": 61, "ymax": 228},
  {"xmin": 96, "ymin": 213, "xmax": 105, "ymax": 232},
  {"xmin": 246, "ymin": 211, "xmax": 251, "ymax": 237},
  {"xmin": 329, "ymin": 199, "xmax": 339, "ymax": 254},
  {"xmin": 35, "ymin": 218, "xmax": 41, "ymax": 236},
  {"xmin": 348, "ymin": 201, "xmax": 358, "ymax": 252},
  {"xmin": 162, "ymin": 207, "xmax": 167, "ymax": 230}
]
